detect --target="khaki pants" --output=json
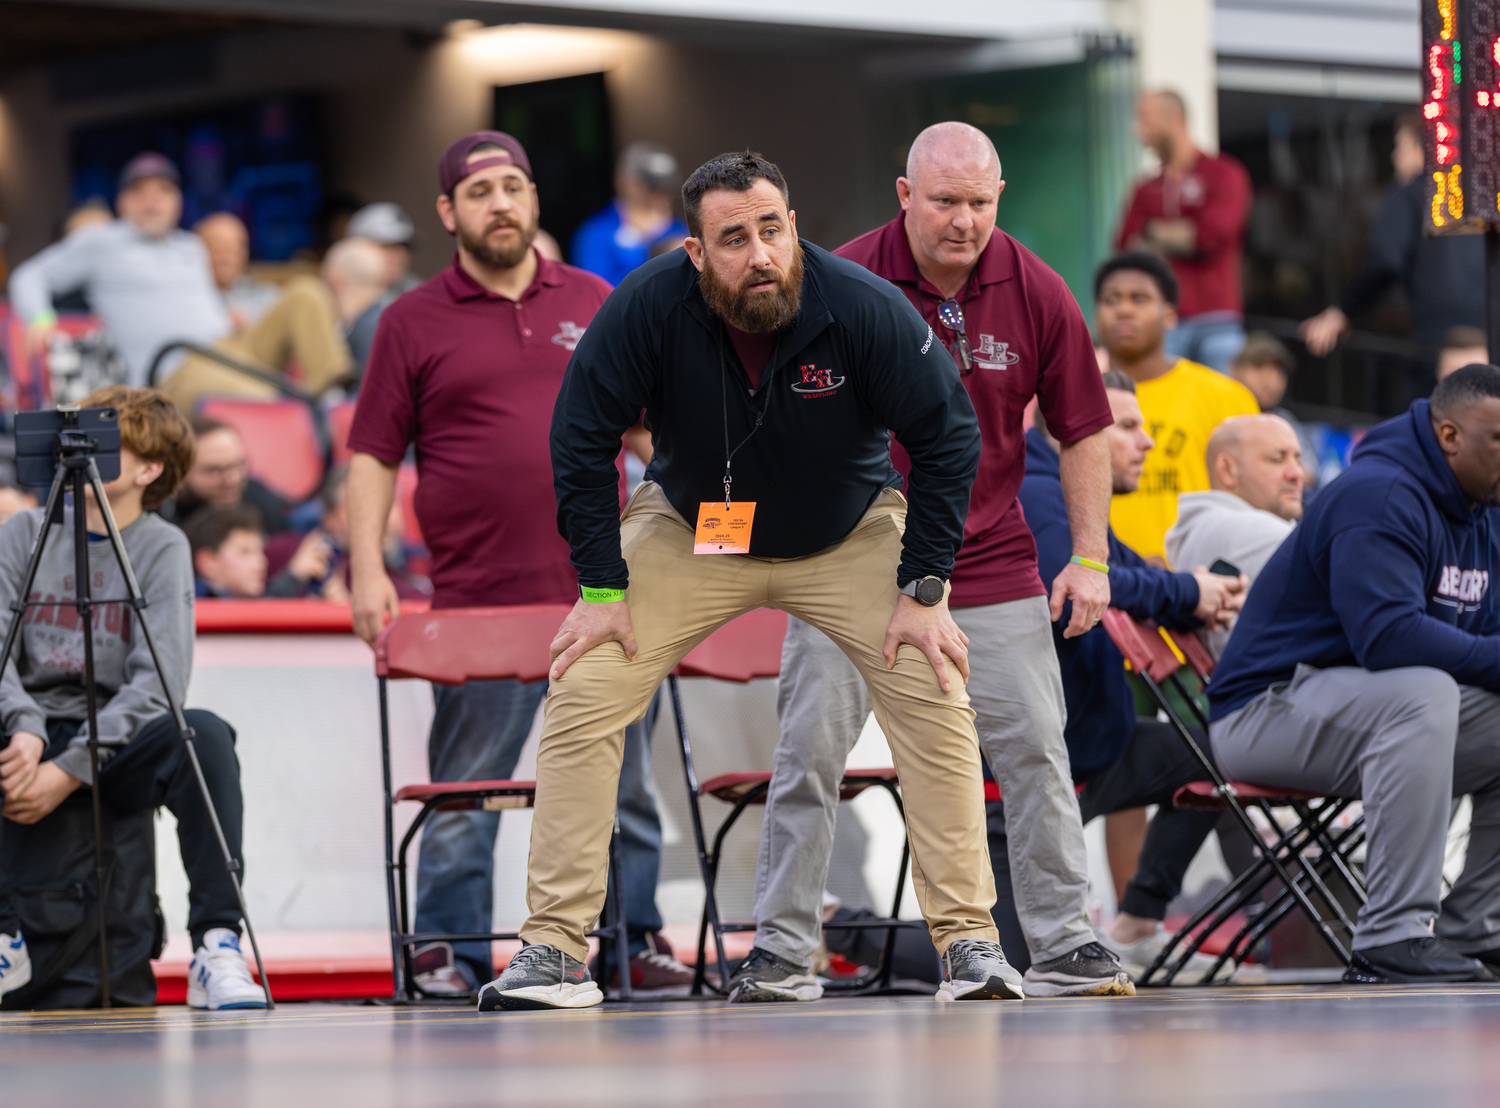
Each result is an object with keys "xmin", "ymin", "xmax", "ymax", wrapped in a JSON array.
[
  {"xmin": 520, "ymin": 483, "xmax": 999, "ymax": 963},
  {"xmin": 161, "ymin": 276, "xmax": 351, "ymax": 413}
]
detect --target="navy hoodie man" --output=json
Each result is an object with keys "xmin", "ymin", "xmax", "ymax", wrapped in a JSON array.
[
  {"xmin": 1210, "ymin": 366, "xmax": 1500, "ymax": 984},
  {"xmin": 1014, "ymin": 375, "xmax": 1245, "ymax": 981}
]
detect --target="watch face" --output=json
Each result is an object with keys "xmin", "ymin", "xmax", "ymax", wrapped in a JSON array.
[{"xmin": 915, "ymin": 576, "xmax": 945, "ymax": 606}]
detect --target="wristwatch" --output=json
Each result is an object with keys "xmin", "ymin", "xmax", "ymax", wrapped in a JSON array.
[{"xmin": 899, "ymin": 575, "xmax": 946, "ymax": 607}]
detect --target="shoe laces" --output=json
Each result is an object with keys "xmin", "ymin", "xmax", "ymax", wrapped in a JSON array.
[
  {"xmin": 635, "ymin": 949, "xmax": 682, "ymax": 970},
  {"xmin": 736, "ymin": 947, "xmax": 782, "ymax": 977},
  {"xmin": 511, "ymin": 943, "xmax": 563, "ymax": 972},
  {"xmin": 951, "ymin": 938, "xmax": 1008, "ymax": 963}
]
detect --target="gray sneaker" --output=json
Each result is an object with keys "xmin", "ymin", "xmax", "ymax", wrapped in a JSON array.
[
  {"xmin": 935, "ymin": 938, "xmax": 1025, "ymax": 1001},
  {"xmin": 726, "ymin": 946, "xmax": 823, "ymax": 1003},
  {"xmin": 1023, "ymin": 941, "xmax": 1136, "ymax": 998},
  {"xmin": 477, "ymin": 943, "xmax": 604, "ymax": 1012}
]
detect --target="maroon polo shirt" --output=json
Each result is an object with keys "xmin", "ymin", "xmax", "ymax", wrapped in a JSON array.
[
  {"xmin": 1116, "ymin": 151, "xmax": 1252, "ymax": 319},
  {"xmin": 348, "ymin": 253, "xmax": 613, "ymax": 609},
  {"xmin": 837, "ymin": 215, "xmax": 1113, "ymax": 608}
]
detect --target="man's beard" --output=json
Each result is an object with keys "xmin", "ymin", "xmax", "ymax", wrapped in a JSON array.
[
  {"xmin": 459, "ymin": 213, "xmax": 538, "ymax": 269},
  {"xmin": 699, "ymin": 244, "xmax": 804, "ymax": 334}
]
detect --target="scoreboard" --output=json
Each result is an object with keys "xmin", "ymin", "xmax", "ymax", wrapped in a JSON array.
[{"xmin": 1424, "ymin": 0, "xmax": 1500, "ymax": 232}]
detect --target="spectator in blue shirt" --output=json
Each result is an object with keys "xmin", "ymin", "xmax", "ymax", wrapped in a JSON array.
[{"xmin": 570, "ymin": 142, "xmax": 688, "ymax": 285}]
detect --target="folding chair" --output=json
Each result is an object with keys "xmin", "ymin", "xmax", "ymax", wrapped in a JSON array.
[
  {"xmin": 375, "ymin": 605, "xmax": 631, "ymax": 1002},
  {"xmin": 669, "ymin": 608, "xmax": 921, "ymax": 996},
  {"xmin": 1101, "ymin": 609, "xmax": 1366, "ymax": 985}
]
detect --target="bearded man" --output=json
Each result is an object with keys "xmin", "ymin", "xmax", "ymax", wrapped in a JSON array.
[
  {"xmin": 477, "ymin": 150, "xmax": 1012, "ymax": 1013},
  {"xmin": 347, "ymin": 132, "xmax": 696, "ymax": 998}
]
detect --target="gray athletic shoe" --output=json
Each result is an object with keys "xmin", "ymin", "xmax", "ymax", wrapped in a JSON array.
[
  {"xmin": 477, "ymin": 943, "xmax": 604, "ymax": 1012},
  {"xmin": 1023, "ymin": 941, "xmax": 1136, "ymax": 998},
  {"xmin": 935, "ymin": 938, "xmax": 1025, "ymax": 1001},
  {"xmin": 726, "ymin": 946, "xmax": 823, "ymax": 1002}
]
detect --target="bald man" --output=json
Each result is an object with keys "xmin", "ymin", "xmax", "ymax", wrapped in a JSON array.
[
  {"xmin": 195, "ymin": 212, "xmax": 280, "ymax": 329},
  {"xmin": 733, "ymin": 122, "xmax": 1133, "ymax": 1004},
  {"xmin": 1165, "ymin": 414, "xmax": 1303, "ymax": 657},
  {"xmin": 1118, "ymin": 90, "xmax": 1251, "ymax": 375}
]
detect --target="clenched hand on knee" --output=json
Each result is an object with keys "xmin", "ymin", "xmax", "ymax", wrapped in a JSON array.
[
  {"xmin": 883, "ymin": 595, "xmax": 970, "ymax": 693},
  {"xmin": 550, "ymin": 598, "xmax": 639, "ymax": 680}
]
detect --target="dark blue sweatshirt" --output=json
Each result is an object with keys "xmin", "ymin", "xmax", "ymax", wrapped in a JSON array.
[
  {"xmin": 1210, "ymin": 399, "xmax": 1500, "ymax": 720},
  {"xmin": 1018, "ymin": 430, "xmax": 1202, "ymax": 778}
]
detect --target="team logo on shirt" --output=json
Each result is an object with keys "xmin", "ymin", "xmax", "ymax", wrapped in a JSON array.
[
  {"xmin": 551, "ymin": 321, "xmax": 586, "ymax": 351},
  {"xmin": 973, "ymin": 334, "xmax": 1019, "ymax": 370},
  {"xmin": 790, "ymin": 364, "xmax": 845, "ymax": 396},
  {"xmin": 1435, "ymin": 565, "xmax": 1489, "ymax": 611}
]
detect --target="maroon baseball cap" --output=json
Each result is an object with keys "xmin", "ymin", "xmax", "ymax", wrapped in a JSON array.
[
  {"xmin": 440, "ymin": 131, "xmax": 532, "ymax": 194},
  {"xmin": 119, "ymin": 152, "xmax": 180, "ymax": 191}
]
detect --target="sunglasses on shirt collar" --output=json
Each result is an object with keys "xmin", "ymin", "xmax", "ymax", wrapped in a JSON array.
[{"xmin": 937, "ymin": 299, "xmax": 973, "ymax": 374}]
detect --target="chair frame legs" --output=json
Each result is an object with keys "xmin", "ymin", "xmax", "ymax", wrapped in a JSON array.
[
  {"xmin": 669, "ymin": 674, "xmax": 920, "ymax": 998},
  {"xmin": 1134, "ymin": 667, "xmax": 1366, "ymax": 986},
  {"xmin": 379, "ymin": 677, "xmax": 633, "ymax": 1003}
]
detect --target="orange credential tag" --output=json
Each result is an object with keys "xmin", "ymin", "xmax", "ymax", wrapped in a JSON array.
[{"xmin": 694, "ymin": 501, "xmax": 756, "ymax": 554}]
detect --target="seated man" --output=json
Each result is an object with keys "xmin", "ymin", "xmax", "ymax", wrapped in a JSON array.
[
  {"xmin": 0, "ymin": 386, "xmax": 263, "ymax": 1008},
  {"xmin": 9, "ymin": 153, "xmax": 352, "ymax": 408},
  {"xmin": 163, "ymin": 417, "xmax": 291, "ymax": 535},
  {"xmin": 1017, "ymin": 371, "xmax": 1246, "ymax": 980},
  {"xmin": 1165, "ymin": 414, "xmax": 1303, "ymax": 657},
  {"xmin": 196, "ymin": 212, "xmax": 281, "ymax": 331},
  {"xmin": 186, "ymin": 505, "xmax": 331, "ymax": 599},
  {"xmin": 1210, "ymin": 364, "xmax": 1500, "ymax": 984},
  {"xmin": 1229, "ymin": 332, "xmax": 1320, "ymax": 492}
]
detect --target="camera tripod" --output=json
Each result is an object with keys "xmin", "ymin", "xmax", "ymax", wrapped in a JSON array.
[{"xmin": 0, "ymin": 426, "xmax": 272, "ymax": 1008}]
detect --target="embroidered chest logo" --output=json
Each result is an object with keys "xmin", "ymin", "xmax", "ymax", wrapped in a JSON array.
[
  {"xmin": 974, "ymin": 335, "xmax": 1020, "ymax": 370},
  {"xmin": 551, "ymin": 321, "xmax": 586, "ymax": 351},
  {"xmin": 789, "ymin": 364, "xmax": 846, "ymax": 397}
]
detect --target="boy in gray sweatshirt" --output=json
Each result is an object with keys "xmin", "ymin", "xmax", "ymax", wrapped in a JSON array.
[{"xmin": 0, "ymin": 387, "xmax": 261, "ymax": 1009}]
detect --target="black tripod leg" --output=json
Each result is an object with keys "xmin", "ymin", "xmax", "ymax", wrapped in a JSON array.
[
  {"xmin": 69, "ymin": 463, "xmax": 112, "ymax": 1008},
  {"xmin": 84, "ymin": 460, "xmax": 274, "ymax": 1009}
]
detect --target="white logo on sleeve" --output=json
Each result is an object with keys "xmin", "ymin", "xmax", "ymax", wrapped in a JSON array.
[
  {"xmin": 921, "ymin": 326, "xmax": 934, "ymax": 355},
  {"xmin": 1435, "ymin": 565, "xmax": 1490, "ymax": 610},
  {"xmin": 552, "ymin": 321, "xmax": 586, "ymax": 351}
]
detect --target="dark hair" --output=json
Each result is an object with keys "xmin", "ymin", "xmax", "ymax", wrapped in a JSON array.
[
  {"xmin": 79, "ymin": 385, "xmax": 195, "ymax": 510},
  {"xmin": 1432, "ymin": 362, "xmax": 1500, "ymax": 419},
  {"xmin": 1234, "ymin": 330, "xmax": 1295, "ymax": 374},
  {"xmin": 319, "ymin": 464, "xmax": 349, "ymax": 512},
  {"xmin": 1094, "ymin": 251, "xmax": 1180, "ymax": 308},
  {"xmin": 184, "ymin": 504, "xmax": 263, "ymax": 558},
  {"xmin": 681, "ymin": 151, "xmax": 789, "ymax": 239},
  {"xmin": 190, "ymin": 414, "xmax": 232, "ymax": 439},
  {"xmin": 1101, "ymin": 370, "xmax": 1136, "ymax": 393},
  {"xmin": 1394, "ymin": 110, "xmax": 1422, "ymax": 144},
  {"xmin": 1441, "ymin": 325, "xmax": 1490, "ymax": 352}
]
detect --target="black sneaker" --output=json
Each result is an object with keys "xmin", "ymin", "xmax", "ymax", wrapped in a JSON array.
[
  {"xmin": 477, "ymin": 943, "xmax": 604, "ymax": 1011},
  {"xmin": 936, "ymin": 938, "xmax": 1024, "ymax": 1001},
  {"xmin": 726, "ymin": 946, "xmax": 823, "ymax": 1003},
  {"xmin": 1023, "ymin": 941, "xmax": 1135, "ymax": 998},
  {"xmin": 1343, "ymin": 937, "xmax": 1498, "ymax": 984}
]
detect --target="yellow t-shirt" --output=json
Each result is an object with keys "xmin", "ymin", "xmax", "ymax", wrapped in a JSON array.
[{"xmin": 1109, "ymin": 359, "xmax": 1261, "ymax": 562}]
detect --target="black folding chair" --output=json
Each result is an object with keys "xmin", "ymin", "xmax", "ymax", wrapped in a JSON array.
[
  {"xmin": 376, "ymin": 604, "xmax": 632, "ymax": 1002},
  {"xmin": 1102, "ymin": 610, "xmax": 1366, "ymax": 985},
  {"xmin": 669, "ymin": 609, "xmax": 923, "ymax": 996}
]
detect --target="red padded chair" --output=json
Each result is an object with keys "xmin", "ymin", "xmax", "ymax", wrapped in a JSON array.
[
  {"xmin": 199, "ymin": 396, "xmax": 325, "ymax": 503},
  {"xmin": 1102, "ymin": 610, "xmax": 1365, "ymax": 984},
  {"xmin": 375, "ymin": 605, "xmax": 631, "ymax": 1001},
  {"xmin": 668, "ymin": 608, "xmax": 918, "ymax": 996},
  {"xmin": 327, "ymin": 400, "xmax": 358, "ymax": 467}
]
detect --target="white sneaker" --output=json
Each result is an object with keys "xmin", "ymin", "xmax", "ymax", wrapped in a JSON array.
[
  {"xmin": 1103, "ymin": 925, "xmax": 1234, "ymax": 985},
  {"xmin": 0, "ymin": 931, "xmax": 31, "ymax": 1000},
  {"xmin": 187, "ymin": 928, "xmax": 267, "ymax": 1010}
]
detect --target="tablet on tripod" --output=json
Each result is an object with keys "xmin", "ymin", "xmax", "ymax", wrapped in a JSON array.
[{"xmin": 14, "ymin": 406, "xmax": 121, "ymax": 488}]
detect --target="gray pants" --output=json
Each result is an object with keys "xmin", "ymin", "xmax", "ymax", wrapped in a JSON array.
[
  {"xmin": 753, "ymin": 596, "xmax": 1095, "ymax": 966},
  {"xmin": 1211, "ymin": 664, "xmax": 1500, "ymax": 951}
]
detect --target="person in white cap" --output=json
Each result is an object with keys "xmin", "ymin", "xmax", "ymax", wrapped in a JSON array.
[{"xmin": 347, "ymin": 203, "xmax": 421, "ymax": 294}]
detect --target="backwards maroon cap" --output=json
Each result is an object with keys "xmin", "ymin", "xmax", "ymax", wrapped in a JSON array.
[{"xmin": 440, "ymin": 131, "xmax": 532, "ymax": 193}]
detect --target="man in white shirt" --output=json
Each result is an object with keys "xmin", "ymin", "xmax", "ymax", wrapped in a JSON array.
[{"xmin": 1165, "ymin": 413, "xmax": 1304, "ymax": 656}]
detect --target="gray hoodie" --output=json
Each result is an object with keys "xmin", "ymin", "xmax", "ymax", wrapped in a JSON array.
[
  {"xmin": 0, "ymin": 507, "xmax": 194, "ymax": 783},
  {"xmin": 1164, "ymin": 490, "xmax": 1295, "ymax": 658}
]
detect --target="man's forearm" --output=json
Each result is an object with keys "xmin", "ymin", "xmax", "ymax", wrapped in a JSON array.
[
  {"xmin": 1058, "ymin": 429, "xmax": 1110, "ymax": 561},
  {"xmin": 348, "ymin": 452, "xmax": 399, "ymax": 576}
]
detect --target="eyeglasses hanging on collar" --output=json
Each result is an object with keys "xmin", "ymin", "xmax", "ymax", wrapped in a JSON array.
[{"xmin": 936, "ymin": 298, "xmax": 972, "ymax": 373}]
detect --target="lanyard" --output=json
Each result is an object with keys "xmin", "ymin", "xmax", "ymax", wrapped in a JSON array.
[{"xmin": 718, "ymin": 324, "xmax": 781, "ymax": 507}]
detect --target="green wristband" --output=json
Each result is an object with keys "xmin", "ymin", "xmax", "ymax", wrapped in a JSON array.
[
  {"xmin": 580, "ymin": 585, "xmax": 626, "ymax": 604},
  {"xmin": 28, "ymin": 310, "xmax": 57, "ymax": 330},
  {"xmin": 1070, "ymin": 555, "xmax": 1110, "ymax": 575}
]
